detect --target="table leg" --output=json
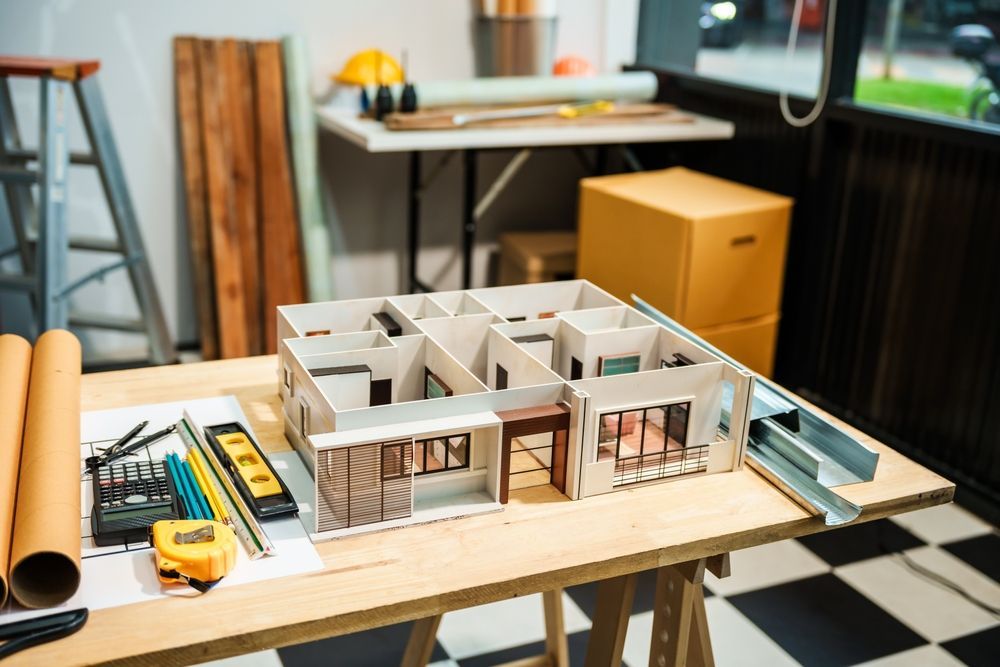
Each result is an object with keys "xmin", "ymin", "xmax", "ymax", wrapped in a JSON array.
[
  {"xmin": 401, "ymin": 614, "xmax": 442, "ymax": 667},
  {"xmin": 461, "ymin": 148, "xmax": 477, "ymax": 289},
  {"xmin": 584, "ymin": 572, "xmax": 638, "ymax": 667},
  {"xmin": 595, "ymin": 145, "xmax": 609, "ymax": 175},
  {"xmin": 543, "ymin": 589, "xmax": 570, "ymax": 667},
  {"xmin": 407, "ymin": 150, "xmax": 423, "ymax": 294}
]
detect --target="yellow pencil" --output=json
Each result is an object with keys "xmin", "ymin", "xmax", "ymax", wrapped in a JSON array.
[
  {"xmin": 188, "ymin": 448, "xmax": 229, "ymax": 522},
  {"xmin": 185, "ymin": 450, "xmax": 220, "ymax": 520},
  {"xmin": 195, "ymin": 449, "xmax": 231, "ymax": 522}
]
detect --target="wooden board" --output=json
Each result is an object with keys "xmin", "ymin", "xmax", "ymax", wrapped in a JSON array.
[
  {"xmin": 0, "ymin": 55, "xmax": 100, "ymax": 81},
  {"xmin": 172, "ymin": 37, "xmax": 219, "ymax": 361},
  {"xmin": 254, "ymin": 41, "xmax": 305, "ymax": 353},
  {"xmin": 383, "ymin": 103, "xmax": 692, "ymax": 131},
  {"xmin": 6, "ymin": 356, "xmax": 953, "ymax": 666},
  {"xmin": 198, "ymin": 39, "xmax": 249, "ymax": 359},
  {"xmin": 219, "ymin": 39, "xmax": 262, "ymax": 356}
]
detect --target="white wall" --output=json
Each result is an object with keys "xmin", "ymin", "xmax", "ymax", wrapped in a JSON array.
[
  {"xmin": 487, "ymin": 328, "xmax": 563, "ymax": 389},
  {"xmin": 0, "ymin": 0, "xmax": 638, "ymax": 359},
  {"xmin": 416, "ymin": 313, "xmax": 499, "ymax": 382},
  {"xmin": 582, "ymin": 325, "xmax": 661, "ymax": 377}
]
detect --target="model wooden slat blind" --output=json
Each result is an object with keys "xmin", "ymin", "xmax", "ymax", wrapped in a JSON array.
[
  {"xmin": 173, "ymin": 36, "xmax": 305, "ymax": 359},
  {"xmin": 316, "ymin": 441, "xmax": 413, "ymax": 533}
]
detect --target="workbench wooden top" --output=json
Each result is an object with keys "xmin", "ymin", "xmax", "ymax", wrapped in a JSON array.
[{"xmin": 19, "ymin": 355, "xmax": 953, "ymax": 666}]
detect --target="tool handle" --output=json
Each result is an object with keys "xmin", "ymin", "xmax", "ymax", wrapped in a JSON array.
[{"xmin": 0, "ymin": 608, "xmax": 88, "ymax": 660}]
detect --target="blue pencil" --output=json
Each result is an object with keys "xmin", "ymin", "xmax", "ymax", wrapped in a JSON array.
[
  {"xmin": 181, "ymin": 459, "xmax": 213, "ymax": 520},
  {"xmin": 168, "ymin": 452, "xmax": 202, "ymax": 520},
  {"xmin": 164, "ymin": 453, "xmax": 188, "ymax": 519}
]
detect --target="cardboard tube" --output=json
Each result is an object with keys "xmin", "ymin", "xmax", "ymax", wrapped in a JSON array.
[
  {"xmin": 9, "ymin": 329, "xmax": 82, "ymax": 609},
  {"xmin": 0, "ymin": 334, "xmax": 32, "ymax": 606}
]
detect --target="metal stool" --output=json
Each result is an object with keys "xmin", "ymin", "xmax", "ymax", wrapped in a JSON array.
[{"xmin": 0, "ymin": 56, "xmax": 174, "ymax": 364}]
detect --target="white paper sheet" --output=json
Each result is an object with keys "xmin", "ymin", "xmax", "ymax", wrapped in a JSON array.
[{"xmin": 0, "ymin": 396, "xmax": 323, "ymax": 623}]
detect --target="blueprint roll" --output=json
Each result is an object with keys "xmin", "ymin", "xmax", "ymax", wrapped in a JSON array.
[
  {"xmin": 9, "ymin": 329, "xmax": 82, "ymax": 608},
  {"xmin": 385, "ymin": 71, "xmax": 658, "ymax": 109},
  {"xmin": 0, "ymin": 334, "xmax": 32, "ymax": 606}
]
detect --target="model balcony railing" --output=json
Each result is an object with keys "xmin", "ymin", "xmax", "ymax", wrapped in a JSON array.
[{"xmin": 612, "ymin": 444, "xmax": 710, "ymax": 487}]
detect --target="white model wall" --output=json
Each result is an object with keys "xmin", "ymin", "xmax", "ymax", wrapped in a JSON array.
[
  {"xmin": 0, "ymin": 1, "xmax": 638, "ymax": 359},
  {"xmin": 571, "ymin": 363, "xmax": 727, "ymax": 460},
  {"xmin": 416, "ymin": 314, "xmax": 500, "ymax": 382},
  {"xmin": 302, "ymin": 345, "xmax": 398, "ymax": 403},
  {"xmin": 394, "ymin": 335, "xmax": 429, "ymax": 403},
  {"xmin": 315, "ymin": 370, "xmax": 371, "ymax": 411},
  {"xmin": 657, "ymin": 328, "xmax": 721, "ymax": 366},
  {"xmin": 556, "ymin": 319, "xmax": 588, "ymax": 380},
  {"xmin": 287, "ymin": 330, "xmax": 389, "ymax": 356},
  {"xmin": 582, "ymin": 326, "xmax": 661, "ymax": 377},
  {"xmin": 335, "ymin": 382, "xmax": 565, "ymax": 431},
  {"xmin": 425, "ymin": 338, "xmax": 489, "ymax": 396},
  {"xmin": 487, "ymin": 330, "xmax": 563, "ymax": 389}
]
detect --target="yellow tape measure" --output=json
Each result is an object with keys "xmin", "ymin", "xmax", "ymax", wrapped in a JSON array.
[{"xmin": 150, "ymin": 520, "xmax": 237, "ymax": 593}]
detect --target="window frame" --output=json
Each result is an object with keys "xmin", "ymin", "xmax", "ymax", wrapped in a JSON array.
[
  {"xmin": 413, "ymin": 432, "xmax": 471, "ymax": 476},
  {"xmin": 636, "ymin": 0, "xmax": 1000, "ymax": 141},
  {"xmin": 596, "ymin": 401, "xmax": 692, "ymax": 463},
  {"xmin": 380, "ymin": 441, "xmax": 409, "ymax": 481}
]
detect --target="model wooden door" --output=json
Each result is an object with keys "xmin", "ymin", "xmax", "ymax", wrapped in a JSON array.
[
  {"xmin": 551, "ymin": 429, "xmax": 568, "ymax": 493},
  {"xmin": 369, "ymin": 378, "xmax": 391, "ymax": 406}
]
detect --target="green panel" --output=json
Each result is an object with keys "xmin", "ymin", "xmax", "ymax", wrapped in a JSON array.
[
  {"xmin": 427, "ymin": 375, "xmax": 446, "ymax": 399},
  {"xmin": 601, "ymin": 355, "xmax": 640, "ymax": 376}
]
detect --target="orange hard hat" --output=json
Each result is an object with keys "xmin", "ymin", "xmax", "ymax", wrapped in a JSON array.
[{"xmin": 553, "ymin": 55, "xmax": 596, "ymax": 77}]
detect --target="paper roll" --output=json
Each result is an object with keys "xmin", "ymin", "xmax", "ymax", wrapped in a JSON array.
[
  {"xmin": 400, "ymin": 71, "xmax": 658, "ymax": 109},
  {"xmin": 9, "ymin": 329, "xmax": 82, "ymax": 609},
  {"xmin": 0, "ymin": 334, "xmax": 32, "ymax": 606}
]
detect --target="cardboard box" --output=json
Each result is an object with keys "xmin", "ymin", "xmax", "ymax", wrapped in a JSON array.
[
  {"xmin": 499, "ymin": 231, "xmax": 577, "ymax": 285},
  {"xmin": 576, "ymin": 167, "xmax": 792, "ymax": 329},
  {"xmin": 695, "ymin": 312, "xmax": 780, "ymax": 377}
]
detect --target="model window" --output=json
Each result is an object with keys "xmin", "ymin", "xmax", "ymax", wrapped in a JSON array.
[
  {"xmin": 381, "ymin": 442, "xmax": 408, "ymax": 481},
  {"xmin": 599, "ymin": 353, "xmax": 640, "ymax": 376},
  {"xmin": 596, "ymin": 401, "xmax": 706, "ymax": 486},
  {"xmin": 425, "ymin": 370, "xmax": 453, "ymax": 399},
  {"xmin": 413, "ymin": 433, "xmax": 470, "ymax": 475},
  {"xmin": 299, "ymin": 400, "xmax": 310, "ymax": 437}
]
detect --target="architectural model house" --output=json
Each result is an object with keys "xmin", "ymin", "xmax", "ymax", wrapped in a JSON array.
[{"xmin": 277, "ymin": 280, "xmax": 755, "ymax": 540}]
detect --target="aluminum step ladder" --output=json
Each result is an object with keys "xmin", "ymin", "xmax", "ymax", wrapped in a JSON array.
[{"xmin": 0, "ymin": 56, "xmax": 175, "ymax": 364}]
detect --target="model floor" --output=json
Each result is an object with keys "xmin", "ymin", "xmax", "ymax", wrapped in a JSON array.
[{"xmin": 204, "ymin": 502, "xmax": 998, "ymax": 667}]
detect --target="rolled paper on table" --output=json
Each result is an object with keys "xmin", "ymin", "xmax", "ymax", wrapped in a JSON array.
[
  {"xmin": 9, "ymin": 329, "xmax": 82, "ymax": 609},
  {"xmin": 0, "ymin": 334, "xmax": 32, "ymax": 606},
  {"xmin": 376, "ymin": 71, "xmax": 658, "ymax": 109}
]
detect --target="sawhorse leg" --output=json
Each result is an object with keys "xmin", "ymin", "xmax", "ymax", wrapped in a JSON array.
[
  {"xmin": 401, "ymin": 588, "xmax": 569, "ymax": 667},
  {"xmin": 585, "ymin": 554, "xmax": 730, "ymax": 667}
]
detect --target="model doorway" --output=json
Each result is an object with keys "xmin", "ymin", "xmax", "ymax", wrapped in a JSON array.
[{"xmin": 496, "ymin": 404, "xmax": 571, "ymax": 503}]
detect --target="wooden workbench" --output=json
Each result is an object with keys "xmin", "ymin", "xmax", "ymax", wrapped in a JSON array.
[{"xmin": 14, "ymin": 355, "xmax": 954, "ymax": 666}]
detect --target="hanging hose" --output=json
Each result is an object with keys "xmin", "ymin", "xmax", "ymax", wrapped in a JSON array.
[{"xmin": 779, "ymin": 0, "xmax": 839, "ymax": 127}]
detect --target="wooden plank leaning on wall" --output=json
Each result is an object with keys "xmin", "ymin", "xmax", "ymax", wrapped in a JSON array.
[
  {"xmin": 173, "ymin": 37, "xmax": 218, "ymax": 360},
  {"xmin": 174, "ymin": 36, "xmax": 305, "ymax": 358},
  {"xmin": 255, "ymin": 40, "xmax": 305, "ymax": 353}
]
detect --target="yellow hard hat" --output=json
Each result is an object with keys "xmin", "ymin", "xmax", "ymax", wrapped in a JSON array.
[{"xmin": 334, "ymin": 49, "xmax": 403, "ymax": 86}]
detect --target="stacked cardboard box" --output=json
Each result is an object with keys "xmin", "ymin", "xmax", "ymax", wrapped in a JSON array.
[
  {"xmin": 576, "ymin": 167, "xmax": 791, "ymax": 376},
  {"xmin": 498, "ymin": 231, "xmax": 577, "ymax": 285}
]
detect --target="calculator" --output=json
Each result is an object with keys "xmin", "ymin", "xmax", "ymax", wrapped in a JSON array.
[{"xmin": 91, "ymin": 460, "xmax": 180, "ymax": 546}]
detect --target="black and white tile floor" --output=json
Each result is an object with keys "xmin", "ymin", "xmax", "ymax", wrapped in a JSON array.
[{"xmin": 204, "ymin": 503, "xmax": 998, "ymax": 667}]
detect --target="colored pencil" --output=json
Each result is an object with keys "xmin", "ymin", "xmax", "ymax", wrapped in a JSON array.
[
  {"xmin": 189, "ymin": 448, "xmax": 230, "ymax": 522},
  {"xmin": 181, "ymin": 459, "xmax": 213, "ymax": 520}
]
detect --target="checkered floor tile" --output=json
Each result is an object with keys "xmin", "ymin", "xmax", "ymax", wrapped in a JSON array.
[{"xmin": 200, "ymin": 503, "xmax": 999, "ymax": 667}]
